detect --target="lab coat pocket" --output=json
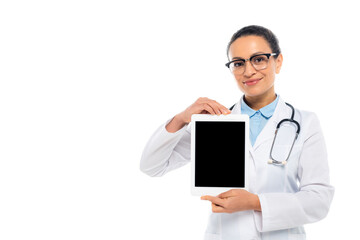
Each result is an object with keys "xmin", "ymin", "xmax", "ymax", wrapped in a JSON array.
[
  {"xmin": 263, "ymin": 144, "xmax": 303, "ymax": 193},
  {"xmin": 270, "ymin": 143, "xmax": 302, "ymax": 165}
]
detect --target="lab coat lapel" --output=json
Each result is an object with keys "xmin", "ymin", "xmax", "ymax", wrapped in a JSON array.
[
  {"xmin": 252, "ymin": 98, "xmax": 291, "ymax": 151},
  {"xmin": 230, "ymin": 99, "xmax": 256, "ymax": 159}
]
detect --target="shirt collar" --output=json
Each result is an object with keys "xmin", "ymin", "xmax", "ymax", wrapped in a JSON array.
[
  {"xmin": 240, "ymin": 95, "xmax": 279, "ymax": 119},
  {"xmin": 241, "ymin": 98, "xmax": 257, "ymax": 117}
]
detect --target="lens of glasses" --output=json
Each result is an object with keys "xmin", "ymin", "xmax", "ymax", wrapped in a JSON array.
[
  {"xmin": 251, "ymin": 55, "xmax": 269, "ymax": 69},
  {"xmin": 229, "ymin": 54, "xmax": 270, "ymax": 74}
]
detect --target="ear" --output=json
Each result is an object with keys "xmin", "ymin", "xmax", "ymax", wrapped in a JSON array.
[{"xmin": 275, "ymin": 53, "xmax": 283, "ymax": 74}]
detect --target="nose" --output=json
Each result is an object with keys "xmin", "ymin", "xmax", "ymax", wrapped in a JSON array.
[{"xmin": 243, "ymin": 60, "xmax": 256, "ymax": 77}]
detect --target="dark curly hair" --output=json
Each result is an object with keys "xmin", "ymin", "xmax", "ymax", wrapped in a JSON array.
[{"xmin": 227, "ymin": 25, "xmax": 281, "ymax": 59}]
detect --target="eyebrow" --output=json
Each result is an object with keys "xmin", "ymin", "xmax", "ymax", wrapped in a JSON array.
[{"xmin": 231, "ymin": 52, "xmax": 267, "ymax": 60}]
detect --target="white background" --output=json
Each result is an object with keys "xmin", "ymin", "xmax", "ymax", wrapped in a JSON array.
[{"xmin": 0, "ymin": 1, "xmax": 359, "ymax": 239}]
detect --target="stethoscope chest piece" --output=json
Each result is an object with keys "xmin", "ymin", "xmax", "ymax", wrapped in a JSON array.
[{"xmin": 268, "ymin": 159, "xmax": 287, "ymax": 165}]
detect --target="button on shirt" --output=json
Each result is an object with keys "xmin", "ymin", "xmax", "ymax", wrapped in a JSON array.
[{"xmin": 241, "ymin": 95, "xmax": 279, "ymax": 146}]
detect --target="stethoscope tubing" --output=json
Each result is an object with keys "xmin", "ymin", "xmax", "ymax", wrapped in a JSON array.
[{"xmin": 269, "ymin": 103, "xmax": 301, "ymax": 166}]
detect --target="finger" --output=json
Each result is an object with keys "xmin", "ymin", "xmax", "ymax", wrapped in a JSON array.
[
  {"xmin": 214, "ymin": 102, "xmax": 231, "ymax": 115},
  {"xmin": 201, "ymin": 195, "xmax": 225, "ymax": 207},
  {"xmin": 221, "ymin": 108, "xmax": 231, "ymax": 115},
  {"xmin": 197, "ymin": 97, "xmax": 211, "ymax": 103},
  {"xmin": 212, "ymin": 203, "xmax": 226, "ymax": 213},
  {"xmin": 218, "ymin": 104, "xmax": 231, "ymax": 115},
  {"xmin": 218, "ymin": 189, "xmax": 237, "ymax": 199},
  {"xmin": 208, "ymin": 101, "xmax": 224, "ymax": 115},
  {"xmin": 197, "ymin": 98, "xmax": 231, "ymax": 115},
  {"xmin": 201, "ymin": 103, "xmax": 217, "ymax": 115},
  {"xmin": 197, "ymin": 98, "xmax": 230, "ymax": 115},
  {"xmin": 197, "ymin": 98, "xmax": 222, "ymax": 115},
  {"xmin": 208, "ymin": 100, "xmax": 231, "ymax": 115},
  {"xmin": 203, "ymin": 101, "xmax": 221, "ymax": 115}
]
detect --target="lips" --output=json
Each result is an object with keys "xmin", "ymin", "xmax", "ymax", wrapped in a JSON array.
[{"xmin": 243, "ymin": 78, "xmax": 262, "ymax": 86}]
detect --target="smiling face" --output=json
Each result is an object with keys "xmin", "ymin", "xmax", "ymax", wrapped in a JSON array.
[{"xmin": 228, "ymin": 35, "xmax": 283, "ymax": 101}]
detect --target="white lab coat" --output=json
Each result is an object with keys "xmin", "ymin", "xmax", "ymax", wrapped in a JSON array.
[{"xmin": 140, "ymin": 97, "xmax": 334, "ymax": 240}]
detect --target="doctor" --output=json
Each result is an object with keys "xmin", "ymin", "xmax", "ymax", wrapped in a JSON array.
[{"xmin": 140, "ymin": 25, "xmax": 334, "ymax": 240}]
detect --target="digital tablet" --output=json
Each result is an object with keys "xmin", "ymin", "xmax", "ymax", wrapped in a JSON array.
[{"xmin": 191, "ymin": 114, "xmax": 249, "ymax": 196}]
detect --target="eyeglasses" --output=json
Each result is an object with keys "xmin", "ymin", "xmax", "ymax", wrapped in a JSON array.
[{"xmin": 225, "ymin": 53, "xmax": 278, "ymax": 74}]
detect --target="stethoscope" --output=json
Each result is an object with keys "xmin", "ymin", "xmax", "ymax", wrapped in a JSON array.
[
  {"xmin": 230, "ymin": 102, "xmax": 301, "ymax": 166},
  {"xmin": 267, "ymin": 103, "xmax": 300, "ymax": 166}
]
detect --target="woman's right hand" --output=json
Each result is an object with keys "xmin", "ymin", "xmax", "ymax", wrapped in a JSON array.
[{"xmin": 166, "ymin": 97, "xmax": 231, "ymax": 133}]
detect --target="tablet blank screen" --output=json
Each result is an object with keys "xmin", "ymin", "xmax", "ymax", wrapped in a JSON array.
[{"xmin": 195, "ymin": 121, "xmax": 245, "ymax": 188}]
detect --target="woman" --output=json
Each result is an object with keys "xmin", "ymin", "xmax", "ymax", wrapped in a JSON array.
[{"xmin": 140, "ymin": 25, "xmax": 334, "ymax": 240}]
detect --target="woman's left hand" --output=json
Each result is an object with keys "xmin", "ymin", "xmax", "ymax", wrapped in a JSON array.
[{"xmin": 201, "ymin": 189, "xmax": 261, "ymax": 213}]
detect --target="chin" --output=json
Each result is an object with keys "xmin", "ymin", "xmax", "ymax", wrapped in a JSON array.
[
  {"xmin": 239, "ymin": 87, "xmax": 262, "ymax": 97},
  {"xmin": 239, "ymin": 84, "xmax": 275, "ymax": 98}
]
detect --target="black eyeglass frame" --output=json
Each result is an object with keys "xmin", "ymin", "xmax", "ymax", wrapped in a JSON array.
[{"xmin": 225, "ymin": 53, "xmax": 279, "ymax": 69}]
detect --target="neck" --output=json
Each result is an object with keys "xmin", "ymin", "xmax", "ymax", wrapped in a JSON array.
[{"xmin": 244, "ymin": 91, "xmax": 276, "ymax": 111}]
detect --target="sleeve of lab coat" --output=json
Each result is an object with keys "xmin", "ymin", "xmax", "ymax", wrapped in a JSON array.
[
  {"xmin": 254, "ymin": 113, "xmax": 335, "ymax": 232},
  {"xmin": 140, "ymin": 119, "xmax": 191, "ymax": 177}
]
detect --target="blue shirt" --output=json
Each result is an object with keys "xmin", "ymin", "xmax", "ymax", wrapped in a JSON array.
[{"xmin": 241, "ymin": 95, "xmax": 279, "ymax": 146}]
